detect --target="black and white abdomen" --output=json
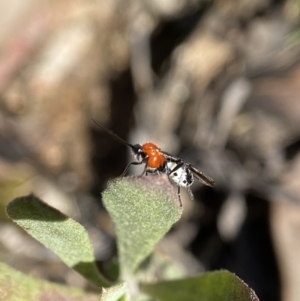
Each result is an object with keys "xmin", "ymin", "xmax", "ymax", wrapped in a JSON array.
[{"xmin": 166, "ymin": 161, "xmax": 194, "ymax": 187}]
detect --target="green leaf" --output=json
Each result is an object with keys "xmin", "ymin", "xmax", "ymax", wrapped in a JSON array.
[
  {"xmin": 0, "ymin": 262, "xmax": 99, "ymax": 301},
  {"xmin": 6, "ymin": 194, "xmax": 110, "ymax": 287},
  {"xmin": 100, "ymin": 282, "xmax": 127, "ymax": 301},
  {"xmin": 140, "ymin": 270, "xmax": 259, "ymax": 301},
  {"xmin": 135, "ymin": 250, "xmax": 186, "ymax": 282},
  {"xmin": 102, "ymin": 176, "xmax": 182, "ymax": 277}
]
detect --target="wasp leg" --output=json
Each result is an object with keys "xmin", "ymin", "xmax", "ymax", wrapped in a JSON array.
[
  {"xmin": 141, "ymin": 164, "xmax": 148, "ymax": 176},
  {"xmin": 177, "ymin": 186, "xmax": 182, "ymax": 207},
  {"xmin": 145, "ymin": 169, "xmax": 157, "ymax": 176},
  {"xmin": 140, "ymin": 157, "xmax": 149, "ymax": 176},
  {"xmin": 187, "ymin": 187, "xmax": 194, "ymax": 201},
  {"xmin": 145, "ymin": 166, "xmax": 161, "ymax": 176},
  {"xmin": 121, "ymin": 161, "xmax": 144, "ymax": 176}
]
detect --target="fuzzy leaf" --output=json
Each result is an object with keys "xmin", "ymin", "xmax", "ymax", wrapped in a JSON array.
[
  {"xmin": 140, "ymin": 270, "xmax": 259, "ymax": 301},
  {"xmin": 0, "ymin": 262, "xmax": 99, "ymax": 301},
  {"xmin": 6, "ymin": 194, "xmax": 110, "ymax": 287},
  {"xmin": 100, "ymin": 282, "xmax": 127, "ymax": 301},
  {"xmin": 102, "ymin": 176, "xmax": 182, "ymax": 277}
]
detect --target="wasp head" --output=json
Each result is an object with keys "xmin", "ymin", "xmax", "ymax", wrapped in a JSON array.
[{"xmin": 131, "ymin": 144, "xmax": 146, "ymax": 162}]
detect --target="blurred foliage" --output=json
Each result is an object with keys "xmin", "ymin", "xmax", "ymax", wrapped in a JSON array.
[
  {"xmin": 5, "ymin": 179, "xmax": 258, "ymax": 300},
  {"xmin": 1, "ymin": 0, "xmax": 300, "ymax": 300}
]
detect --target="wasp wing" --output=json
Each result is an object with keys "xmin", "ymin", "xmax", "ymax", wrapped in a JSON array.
[
  {"xmin": 188, "ymin": 164, "xmax": 215, "ymax": 187},
  {"xmin": 160, "ymin": 150, "xmax": 181, "ymax": 162}
]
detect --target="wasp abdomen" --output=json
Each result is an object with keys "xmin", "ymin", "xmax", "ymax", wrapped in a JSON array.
[{"xmin": 167, "ymin": 161, "xmax": 194, "ymax": 188}]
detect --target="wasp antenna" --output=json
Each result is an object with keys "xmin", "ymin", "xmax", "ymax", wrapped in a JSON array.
[{"xmin": 91, "ymin": 118, "xmax": 134, "ymax": 148}]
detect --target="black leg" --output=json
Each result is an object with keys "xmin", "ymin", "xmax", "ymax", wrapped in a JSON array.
[
  {"xmin": 140, "ymin": 157, "xmax": 149, "ymax": 176},
  {"xmin": 177, "ymin": 186, "xmax": 182, "ymax": 207},
  {"xmin": 140, "ymin": 163, "xmax": 148, "ymax": 176},
  {"xmin": 121, "ymin": 161, "xmax": 144, "ymax": 176},
  {"xmin": 146, "ymin": 169, "xmax": 160, "ymax": 176}
]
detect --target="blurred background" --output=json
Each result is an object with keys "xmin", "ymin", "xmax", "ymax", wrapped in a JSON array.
[{"xmin": 1, "ymin": 0, "xmax": 300, "ymax": 300}]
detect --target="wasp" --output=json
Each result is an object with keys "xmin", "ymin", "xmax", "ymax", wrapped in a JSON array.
[{"xmin": 92, "ymin": 119, "xmax": 215, "ymax": 206}]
